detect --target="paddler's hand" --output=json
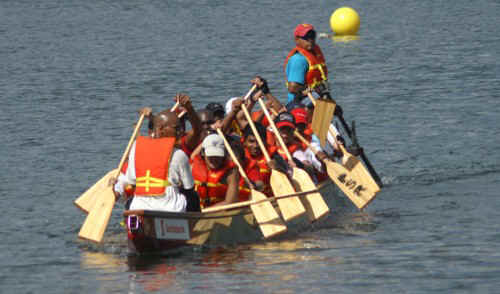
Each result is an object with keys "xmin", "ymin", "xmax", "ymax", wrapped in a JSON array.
[
  {"xmin": 251, "ymin": 76, "xmax": 270, "ymax": 94},
  {"xmin": 254, "ymin": 181, "xmax": 265, "ymax": 192},
  {"xmin": 316, "ymin": 151, "xmax": 328, "ymax": 162},
  {"xmin": 277, "ymin": 106, "xmax": 287, "ymax": 114},
  {"xmin": 176, "ymin": 93, "xmax": 192, "ymax": 109},
  {"xmin": 108, "ymin": 177, "xmax": 120, "ymax": 200},
  {"xmin": 139, "ymin": 107, "xmax": 153, "ymax": 117},
  {"xmin": 231, "ymin": 98, "xmax": 244, "ymax": 112},
  {"xmin": 251, "ymin": 89, "xmax": 264, "ymax": 102}
]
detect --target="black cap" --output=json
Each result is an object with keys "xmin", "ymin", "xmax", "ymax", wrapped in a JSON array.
[{"xmin": 274, "ymin": 111, "xmax": 296, "ymax": 129}]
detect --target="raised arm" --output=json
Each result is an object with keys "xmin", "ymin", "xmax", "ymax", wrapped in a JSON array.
[{"xmin": 177, "ymin": 93, "xmax": 201, "ymax": 151}]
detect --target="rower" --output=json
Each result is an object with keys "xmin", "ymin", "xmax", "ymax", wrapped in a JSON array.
[
  {"xmin": 269, "ymin": 111, "xmax": 324, "ymax": 181},
  {"xmin": 191, "ymin": 134, "xmax": 240, "ymax": 208},
  {"xmin": 173, "ymin": 94, "xmax": 202, "ymax": 158},
  {"xmin": 113, "ymin": 108, "xmax": 201, "ymax": 213},
  {"xmin": 241, "ymin": 123, "xmax": 273, "ymax": 197},
  {"xmin": 290, "ymin": 107, "xmax": 329, "ymax": 182},
  {"xmin": 227, "ymin": 138, "xmax": 263, "ymax": 202}
]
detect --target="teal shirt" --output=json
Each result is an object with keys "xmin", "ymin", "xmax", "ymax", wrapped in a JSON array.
[{"xmin": 285, "ymin": 52, "xmax": 309, "ymax": 103}]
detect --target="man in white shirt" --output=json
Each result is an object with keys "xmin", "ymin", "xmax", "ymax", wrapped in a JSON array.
[{"xmin": 114, "ymin": 103, "xmax": 200, "ymax": 212}]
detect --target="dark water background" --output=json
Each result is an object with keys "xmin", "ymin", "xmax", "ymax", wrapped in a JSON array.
[{"xmin": 1, "ymin": 0, "xmax": 500, "ymax": 293}]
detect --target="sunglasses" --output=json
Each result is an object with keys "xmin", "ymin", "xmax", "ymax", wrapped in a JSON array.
[{"xmin": 300, "ymin": 30, "xmax": 316, "ymax": 41}]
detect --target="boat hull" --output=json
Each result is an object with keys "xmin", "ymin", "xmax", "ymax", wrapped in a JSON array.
[{"xmin": 123, "ymin": 181, "xmax": 349, "ymax": 254}]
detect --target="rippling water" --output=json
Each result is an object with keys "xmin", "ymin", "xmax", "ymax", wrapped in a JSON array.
[{"xmin": 1, "ymin": 0, "xmax": 500, "ymax": 293}]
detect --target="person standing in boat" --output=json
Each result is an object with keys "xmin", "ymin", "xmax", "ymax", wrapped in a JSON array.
[
  {"xmin": 284, "ymin": 24, "xmax": 332, "ymax": 106},
  {"xmin": 191, "ymin": 134, "xmax": 240, "ymax": 208},
  {"xmin": 113, "ymin": 97, "xmax": 201, "ymax": 213}
]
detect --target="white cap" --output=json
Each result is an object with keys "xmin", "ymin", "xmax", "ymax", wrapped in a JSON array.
[
  {"xmin": 202, "ymin": 134, "xmax": 225, "ymax": 157},
  {"xmin": 225, "ymin": 97, "xmax": 239, "ymax": 114}
]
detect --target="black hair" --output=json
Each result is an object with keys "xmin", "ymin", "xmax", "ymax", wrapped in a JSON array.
[
  {"xmin": 205, "ymin": 102, "xmax": 225, "ymax": 118},
  {"xmin": 242, "ymin": 122, "xmax": 267, "ymax": 142}
]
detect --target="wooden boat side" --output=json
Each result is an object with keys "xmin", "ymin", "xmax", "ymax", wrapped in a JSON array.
[
  {"xmin": 122, "ymin": 180, "xmax": 342, "ymax": 253},
  {"xmin": 123, "ymin": 207, "xmax": 261, "ymax": 253}
]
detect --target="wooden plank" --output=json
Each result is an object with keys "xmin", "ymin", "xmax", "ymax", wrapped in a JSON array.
[{"xmin": 201, "ymin": 187, "xmax": 320, "ymax": 213}]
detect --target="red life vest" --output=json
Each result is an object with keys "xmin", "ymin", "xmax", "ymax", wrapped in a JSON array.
[
  {"xmin": 192, "ymin": 155, "xmax": 235, "ymax": 208},
  {"xmin": 284, "ymin": 45, "xmax": 328, "ymax": 89},
  {"xmin": 241, "ymin": 149, "xmax": 272, "ymax": 198},
  {"xmin": 134, "ymin": 136, "xmax": 176, "ymax": 196}
]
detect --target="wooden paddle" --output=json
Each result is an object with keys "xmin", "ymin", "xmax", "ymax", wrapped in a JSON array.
[
  {"xmin": 311, "ymin": 98, "xmax": 336, "ymax": 147},
  {"xmin": 306, "ymin": 92, "xmax": 383, "ymax": 187},
  {"xmin": 239, "ymin": 88, "xmax": 306, "ymax": 222},
  {"xmin": 294, "ymin": 131, "xmax": 378, "ymax": 210},
  {"xmin": 78, "ymin": 112, "xmax": 146, "ymax": 243},
  {"xmin": 215, "ymin": 128, "xmax": 287, "ymax": 238},
  {"xmin": 259, "ymin": 100, "xmax": 330, "ymax": 221},
  {"xmin": 74, "ymin": 168, "xmax": 118, "ymax": 213}
]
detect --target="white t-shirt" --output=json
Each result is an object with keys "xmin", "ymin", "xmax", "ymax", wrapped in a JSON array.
[
  {"xmin": 293, "ymin": 148, "xmax": 324, "ymax": 173},
  {"xmin": 114, "ymin": 142, "xmax": 194, "ymax": 212},
  {"xmin": 311, "ymin": 123, "xmax": 340, "ymax": 156}
]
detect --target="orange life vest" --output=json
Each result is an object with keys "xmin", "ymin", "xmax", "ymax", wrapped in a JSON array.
[
  {"xmin": 251, "ymin": 110, "xmax": 270, "ymax": 127},
  {"xmin": 134, "ymin": 136, "xmax": 176, "ymax": 196},
  {"xmin": 192, "ymin": 155, "xmax": 235, "ymax": 208},
  {"xmin": 284, "ymin": 45, "xmax": 328, "ymax": 89}
]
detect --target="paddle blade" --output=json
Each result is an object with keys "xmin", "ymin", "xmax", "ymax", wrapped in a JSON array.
[
  {"xmin": 311, "ymin": 99, "xmax": 336, "ymax": 147},
  {"xmin": 291, "ymin": 168, "xmax": 330, "ymax": 222},
  {"xmin": 325, "ymin": 159, "xmax": 378, "ymax": 210},
  {"xmin": 250, "ymin": 190, "xmax": 287, "ymax": 238},
  {"xmin": 343, "ymin": 153, "xmax": 380, "ymax": 194},
  {"xmin": 270, "ymin": 170, "xmax": 306, "ymax": 221},
  {"xmin": 74, "ymin": 169, "xmax": 118, "ymax": 213},
  {"xmin": 78, "ymin": 188, "xmax": 116, "ymax": 243}
]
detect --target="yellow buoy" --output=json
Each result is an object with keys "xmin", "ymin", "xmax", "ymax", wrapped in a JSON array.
[{"xmin": 330, "ymin": 7, "xmax": 360, "ymax": 35}]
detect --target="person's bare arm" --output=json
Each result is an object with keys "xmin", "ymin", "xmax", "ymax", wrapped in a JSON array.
[
  {"xmin": 178, "ymin": 94, "xmax": 201, "ymax": 150},
  {"xmin": 220, "ymin": 98, "xmax": 243, "ymax": 134},
  {"xmin": 213, "ymin": 168, "xmax": 240, "ymax": 206}
]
